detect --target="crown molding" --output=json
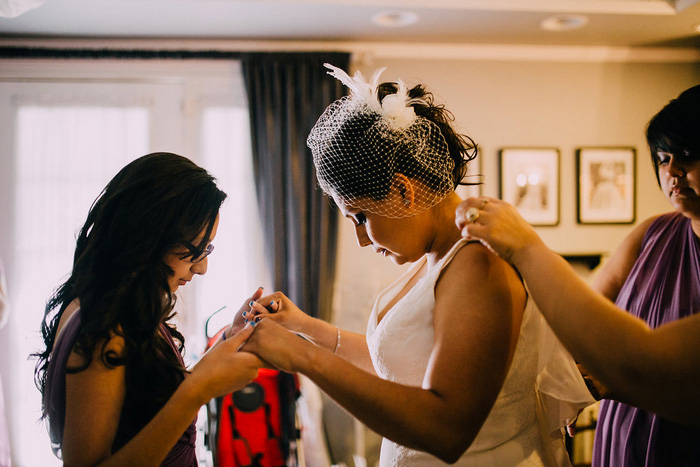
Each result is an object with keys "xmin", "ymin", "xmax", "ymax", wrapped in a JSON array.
[
  {"xmin": 270, "ymin": 0, "xmax": 680, "ymax": 15},
  {"xmin": 1, "ymin": 38, "xmax": 699, "ymax": 63}
]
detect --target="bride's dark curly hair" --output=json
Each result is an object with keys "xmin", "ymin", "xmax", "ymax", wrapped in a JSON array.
[{"xmin": 34, "ymin": 152, "xmax": 226, "ymax": 448}]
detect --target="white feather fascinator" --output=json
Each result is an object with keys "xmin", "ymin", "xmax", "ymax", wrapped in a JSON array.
[
  {"xmin": 324, "ymin": 63, "xmax": 424, "ymax": 130},
  {"xmin": 307, "ymin": 63, "xmax": 455, "ymax": 218}
]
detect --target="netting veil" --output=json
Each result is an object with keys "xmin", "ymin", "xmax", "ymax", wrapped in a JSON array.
[{"xmin": 307, "ymin": 64, "xmax": 456, "ymax": 218}]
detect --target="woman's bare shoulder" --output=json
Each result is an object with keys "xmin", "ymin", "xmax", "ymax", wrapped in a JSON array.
[
  {"xmin": 436, "ymin": 241, "xmax": 524, "ymax": 304},
  {"xmin": 445, "ymin": 241, "xmax": 518, "ymax": 283},
  {"xmin": 60, "ymin": 300, "xmax": 126, "ymax": 369}
]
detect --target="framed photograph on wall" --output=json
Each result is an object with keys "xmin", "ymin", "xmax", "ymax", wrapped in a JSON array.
[
  {"xmin": 499, "ymin": 148, "xmax": 559, "ymax": 226},
  {"xmin": 577, "ymin": 147, "xmax": 636, "ymax": 224}
]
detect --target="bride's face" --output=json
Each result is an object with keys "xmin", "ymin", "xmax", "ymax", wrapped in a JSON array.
[{"xmin": 337, "ymin": 198, "xmax": 428, "ymax": 265}]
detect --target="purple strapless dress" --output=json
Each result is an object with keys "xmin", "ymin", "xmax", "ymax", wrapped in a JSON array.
[
  {"xmin": 592, "ymin": 212, "xmax": 700, "ymax": 466},
  {"xmin": 44, "ymin": 310, "xmax": 197, "ymax": 466}
]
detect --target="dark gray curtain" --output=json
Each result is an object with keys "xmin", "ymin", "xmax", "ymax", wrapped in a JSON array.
[{"xmin": 242, "ymin": 52, "xmax": 349, "ymax": 321}]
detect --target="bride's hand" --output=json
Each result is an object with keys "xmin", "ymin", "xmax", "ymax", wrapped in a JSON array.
[
  {"xmin": 244, "ymin": 291, "xmax": 311, "ymax": 334},
  {"xmin": 240, "ymin": 319, "xmax": 314, "ymax": 374}
]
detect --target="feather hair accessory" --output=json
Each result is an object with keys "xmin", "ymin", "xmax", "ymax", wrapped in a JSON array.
[
  {"xmin": 324, "ymin": 63, "xmax": 420, "ymax": 130},
  {"xmin": 309, "ymin": 63, "xmax": 457, "ymax": 218}
]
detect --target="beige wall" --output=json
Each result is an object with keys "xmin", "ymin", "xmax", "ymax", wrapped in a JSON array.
[
  {"xmin": 335, "ymin": 57, "xmax": 700, "ymax": 331},
  {"xmin": 357, "ymin": 58, "xmax": 699, "ymax": 253},
  {"xmin": 326, "ymin": 55, "xmax": 700, "ymax": 465}
]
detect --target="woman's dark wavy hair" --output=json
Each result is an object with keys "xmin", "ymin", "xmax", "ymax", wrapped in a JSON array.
[
  {"xmin": 34, "ymin": 152, "xmax": 226, "ymax": 441},
  {"xmin": 647, "ymin": 84, "xmax": 700, "ymax": 185}
]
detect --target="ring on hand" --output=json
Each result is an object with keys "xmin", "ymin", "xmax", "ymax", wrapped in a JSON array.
[
  {"xmin": 465, "ymin": 207, "xmax": 480, "ymax": 223},
  {"xmin": 479, "ymin": 198, "xmax": 488, "ymax": 210}
]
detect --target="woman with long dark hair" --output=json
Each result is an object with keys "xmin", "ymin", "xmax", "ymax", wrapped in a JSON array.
[{"xmin": 34, "ymin": 152, "xmax": 262, "ymax": 465}]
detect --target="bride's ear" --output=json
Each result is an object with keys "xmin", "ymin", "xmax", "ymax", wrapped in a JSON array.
[{"xmin": 393, "ymin": 173, "xmax": 415, "ymax": 209}]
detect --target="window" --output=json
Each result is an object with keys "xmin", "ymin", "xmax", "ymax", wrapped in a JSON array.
[
  {"xmin": 0, "ymin": 60, "xmax": 268, "ymax": 466},
  {"xmin": 192, "ymin": 107, "xmax": 270, "ymax": 355}
]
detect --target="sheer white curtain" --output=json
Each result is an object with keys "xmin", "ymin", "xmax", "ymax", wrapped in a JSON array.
[
  {"xmin": 189, "ymin": 107, "xmax": 271, "ymax": 357},
  {"xmin": 12, "ymin": 103, "xmax": 149, "ymax": 467},
  {"xmin": 0, "ymin": 61, "xmax": 264, "ymax": 466}
]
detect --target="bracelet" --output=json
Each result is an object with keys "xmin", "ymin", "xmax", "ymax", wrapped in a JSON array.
[{"xmin": 333, "ymin": 326, "xmax": 341, "ymax": 354}]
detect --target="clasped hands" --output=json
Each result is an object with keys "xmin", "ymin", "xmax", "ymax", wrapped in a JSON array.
[{"xmin": 220, "ymin": 287, "xmax": 314, "ymax": 375}]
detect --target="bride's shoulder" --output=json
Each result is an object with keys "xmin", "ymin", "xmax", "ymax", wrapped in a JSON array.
[{"xmin": 438, "ymin": 241, "xmax": 523, "ymax": 295}]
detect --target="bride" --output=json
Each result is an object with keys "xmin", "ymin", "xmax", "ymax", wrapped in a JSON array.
[{"xmin": 240, "ymin": 64, "xmax": 593, "ymax": 466}]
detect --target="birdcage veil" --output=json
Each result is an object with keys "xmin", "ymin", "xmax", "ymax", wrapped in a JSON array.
[{"xmin": 307, "ymin": 64, "xmax": 457, "ymax": 218}]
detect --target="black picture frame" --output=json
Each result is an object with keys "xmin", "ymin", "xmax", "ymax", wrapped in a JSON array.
[
  {"xmin": 499, "ymin": 147, "xmax": 560, "ymax": 226},
  {"xmin": 576, "ymin": 147, "xmax": 636, "ymax": 224}
]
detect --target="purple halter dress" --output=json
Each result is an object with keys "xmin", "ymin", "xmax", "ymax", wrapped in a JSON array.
[
  {"xmin": 592, "ymin": 212, "xmax": 700, "ymax": 466},
  {"xmin": 44, "ymin": 310, "xmax": 197, "ymax": 466}
]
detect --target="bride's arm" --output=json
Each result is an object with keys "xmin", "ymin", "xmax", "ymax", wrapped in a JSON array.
[
  {"xmin": 242, "ymin": 244, "xmax": 524, "ymax": 463},
  {"xmin": 248, "ymin": 292, "xmax": 376, "ymax": 374}
]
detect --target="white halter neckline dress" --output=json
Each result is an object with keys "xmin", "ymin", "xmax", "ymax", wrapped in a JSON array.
[{"xmin": 366, "ymin": 238, "xmax": 594, "ymax": 466}]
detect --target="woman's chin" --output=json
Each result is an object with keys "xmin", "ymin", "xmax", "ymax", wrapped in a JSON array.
[{"xmin": 389, "ymin": 254, "xmax": 408, "ymax": 265}]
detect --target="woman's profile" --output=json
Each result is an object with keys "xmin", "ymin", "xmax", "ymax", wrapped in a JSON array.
[{"xmin": 34, "ymin": 152, "xmax": 262, "ymax": 465}]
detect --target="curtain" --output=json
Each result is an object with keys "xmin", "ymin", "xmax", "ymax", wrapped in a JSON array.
[{"xmin": 242, "ymin": 52, "xmax": 349, "ymax": 321}]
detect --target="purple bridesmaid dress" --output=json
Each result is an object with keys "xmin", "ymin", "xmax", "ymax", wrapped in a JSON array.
[
  {"xmin": 592, "ymin": 212, "xmax": 700, "ymax": 466},
  {"xmin": 44, "ymin": 311, "xmax": 197, "ymax": 466}
]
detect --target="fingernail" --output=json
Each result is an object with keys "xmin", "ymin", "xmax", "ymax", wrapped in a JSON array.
[
  {"xmin": 269, "ymin": 301, "xmax": 275, "ymax": 306},
  {"xmin": 249, "ymin": 301, "xmax": 255, "ymax": 307},
  {"xmin": 244, "ymin": 319, "xmax": 249, "ymax": 324},
  {"xmin": 251, "ymin": 320, "xmax": 258, "ymax": 327},
  {"xmin": 258, "ymin": 286, "xmax": 263, "ymax": 289}
]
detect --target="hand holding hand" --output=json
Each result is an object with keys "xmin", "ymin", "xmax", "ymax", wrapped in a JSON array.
[
  {"xmin": 455, "ymin": 197, "xmax": 542, "ymax": 265},
  {"xmin": 240, "ymin": 319, "xmax": 314, "ymax": 374},
  {"xmin": 225, "ymin": 287, "xmax": 265, "ymax": 338},
  {"xmin": 243, "ymin": 291, "xmax": 310, "ymax": 334},
  {"xmin": 189, "ymin": 324, "xmax": 263, "ymax": 403}
]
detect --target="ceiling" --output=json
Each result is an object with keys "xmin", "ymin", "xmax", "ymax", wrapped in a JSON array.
[{"xmin": 1, "ymin": 0, "xmax": 700, "ymax": 49}]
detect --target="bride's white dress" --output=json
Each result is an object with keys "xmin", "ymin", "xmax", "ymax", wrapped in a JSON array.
[{"xmin": 366, "ymin": 239, "xmax": 594, "ymax": 466}]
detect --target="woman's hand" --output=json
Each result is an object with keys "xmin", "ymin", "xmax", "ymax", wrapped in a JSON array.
[
  {"xmin": 244, "ymin": 291, "xmax": 311, "ymax": 334},
  {"xmin": 455, "ymin": 197, "xmax": 543, "ymax": 265},
  {"xmin": 241, "ymin": 318, "xmax": 315, "ymax": 374},
  {"xmin": 189, "ymin": 324, "xmax": 263, "ymax": 403},
  {"xmin": 225, "ymin": 287, "xmax": 265, "ymax": 337},
  {"xmin": 245, "ymin": 291, "xmax": 353, "ymax": 359}
]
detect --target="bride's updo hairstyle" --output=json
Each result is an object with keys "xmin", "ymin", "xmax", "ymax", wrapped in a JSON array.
[{"xmin": 307, "ymin": 64, "xmax": 478, "ymax": 218}]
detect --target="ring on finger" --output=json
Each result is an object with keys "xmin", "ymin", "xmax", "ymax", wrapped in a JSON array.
[
  {"xmin": 479, "ymin": 198, "xmax": 488, "ymax": 210},
  {"xmin": 465, "ymin": 207, "xmax": 480, "ymax": 223}
]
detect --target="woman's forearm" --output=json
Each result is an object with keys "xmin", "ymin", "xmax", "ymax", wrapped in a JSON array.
[
  {"xmin": 295, "ymin": 344, "xmax": 477, "ymax": 463},
  {"xmin": 96, "ymin": 380, "xmax": 204, "ymax": 466},
  {"xmin": 512, "ymin": 243, "xmax": 661, "ymax": 405},
  {"xmin": 295, "ymin": 316, "xmax": 375, "ymax": 373},
  {"xmin": 457, "ymin": 198, "xmax": 700, "ymax": 424},
  {"xmin": 518, "ymin": 246, "xmax": 700, "ymax": 425}
]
